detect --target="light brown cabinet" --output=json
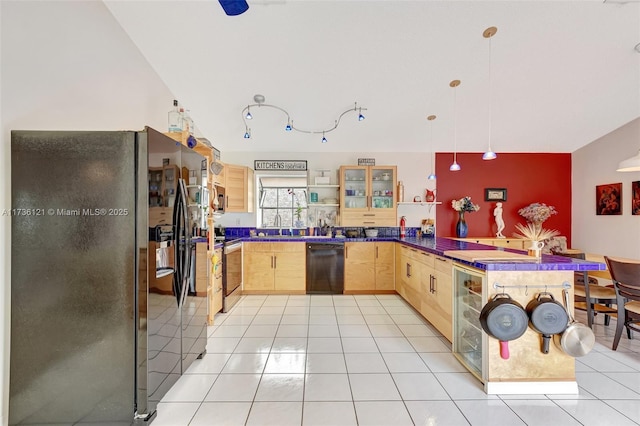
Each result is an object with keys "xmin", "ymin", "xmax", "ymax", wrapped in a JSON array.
[
  {"xmin": 243, "ymin": 242, "xmax": 306, "ymax": 293},
  {"xmin": 396, "ymin": 243, "xmax": 452, "ymax": 341},
  {"xmin": 344, "ymin": 242, "xmax": 395, "ymax": 293},
  {"xmin": 149, "ymin": 164, "xmax": 180, "ymax": 208},
  {"xmin": 225, "ymin": 164, "xmax": 254, "ymax": 213},
  {"xmin": 195, "ymin": 242, "xmax": 208, "ymax": 297},
  {"xmin": 453, "ymin": 238, "xmax": 530, "ymax": 250},
  {"xmin": 340, "ymin": 165, "xmax": 397, "ymax": 226},
  {"xmin": 208, "ymin": 247, "xmax": 223, "ymax": 325}
]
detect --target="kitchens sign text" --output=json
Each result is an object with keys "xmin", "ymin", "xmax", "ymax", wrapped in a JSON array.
[{"xmin": 254, "ymin": 160, "xmax": 307, "ymax": 171}]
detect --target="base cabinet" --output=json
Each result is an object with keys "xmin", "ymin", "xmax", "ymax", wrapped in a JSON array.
[
  {"xmin": 452, "ymin": 263, "xmax": 578, "ymax": 394},
  {"xmin": 243, "ymin": 242, "xmax": 306, "ymax": 293},
  {"xmin": 208, "ymin": 247, "xmax": 223, "ymax": 325},
  {"xmin": 396, "ymin": 244, "xmax": 452, "ymax": 341},
  {"xmin": 452, "ymin": 238, "xmax": 531, "ymax": 250},
  {"xmin": 344, "ymin": 242, "xmax": 395, "ymax": 293}
]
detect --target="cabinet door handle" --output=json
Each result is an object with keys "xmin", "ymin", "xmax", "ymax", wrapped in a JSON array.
[
  {"xmin": 436, "ymin": 257, "xmax": 447, "ymax": 263},
  {"xmin": 432, "ymin": 275, "xmax": 437, "ymax": 293},
  {"xmin": 271, "ymin": 255, "xmax": 274, "ymax": 268},
  {"xmin": 345, "ymin": 247, "xmax": 348, "ymax": 258},
  {"xmin": 274, "ymin": 255, "xmax": 277, "ymax": 269},
  {"xmin": 226, "ymin": 196, "xmax": 229, "ymax": 208},
  {"xmin": 376, "ymin": 246, "xmax": 379, "ymax": 259},
  {"xmin": 407, "ymin": 263, "xmax": 411, "ymax": 277}
]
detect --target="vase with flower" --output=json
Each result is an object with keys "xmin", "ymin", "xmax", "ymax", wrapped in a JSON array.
[
  {"xmin": 515, "ymin": 203, "xmax": 559, "ymax": 256},
  {"xmin": 451, "ymin": 196, "xmax": 480, "ymax": 238}
]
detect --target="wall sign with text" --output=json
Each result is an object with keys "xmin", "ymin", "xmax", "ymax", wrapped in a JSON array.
[{"xmin": 254, "ymin": 160, "xmax": 307, "ymax": 171}]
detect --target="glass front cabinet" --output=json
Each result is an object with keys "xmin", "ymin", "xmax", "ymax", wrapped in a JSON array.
[
  {"xmin": 339, "ymin": 165, "xmax": 397, "ymax": 226},
  {"xmin": 452, "ymin": 264, "xmax": 487, "ymax": 382}
]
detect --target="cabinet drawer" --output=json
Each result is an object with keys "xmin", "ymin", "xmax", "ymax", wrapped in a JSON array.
[
  {"xmin": 341, "ymin": 210, "xmax": 396, "ymax": 227},
  {"xmin": 434, "ymin": 255, "xmax": 452, "ymax": 275},
  {"xmin": 243, "ymin": 242, "xmax": 272, "ymax": 252},
  {"xmin": 272, "ymin": 242, "xmax": 305, "ymax": 253},
  {"xmin": 149, "ymin": 207, "xmax": 172, "ymax": 226}
]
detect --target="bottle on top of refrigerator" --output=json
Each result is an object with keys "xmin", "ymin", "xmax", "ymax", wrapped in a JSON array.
[
  {"xmin": 168, "ymin": 100, "xmax": 183, "ymax": 132},
  {"xmin": 183, "ymin": 109, "xmax": 194, "ymax": 135},
  {"xmin": 397, "ymin": 181, "xmax": 404, "ymax": 203}
]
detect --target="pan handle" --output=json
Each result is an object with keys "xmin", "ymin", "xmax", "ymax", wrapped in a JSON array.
[
  {"xmin": 500, "ymin": 340, "xmax": 510, "ymax": 360},
  {"xmin": 542, "ymin": 334, "xmax": 551, "ymax": 354},
  {"xmin": 562, "ymin": 289, "xmax": 575, "ymax": 322}
]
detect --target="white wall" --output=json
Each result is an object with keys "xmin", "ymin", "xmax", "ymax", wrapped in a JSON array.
[
  {"xmin": 215, "ymin": 151, "xmax": 437, "ymax": 229},
  {"xmin": 572, "ymin": 117, "xmax": 640, "ymax": 259},
  {"xmin": 0, "ymin": 1, "xmax": 176, "ymax": 423}
]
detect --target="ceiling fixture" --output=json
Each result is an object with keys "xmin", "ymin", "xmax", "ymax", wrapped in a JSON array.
[
  {"xmin": 449, "ymin": 80, "xmax": 461, "ymax": 172},
  {"xmin": 241, "ymin": 94, "xmax": 367, "ymax": 144},
  {"xmin": 218, "ymin": 0, "xmax": 249, "ymax": 16},
  {"xmin": 427, "ymin": 115, "xmax": 437, "ymax": 180},
  {"xmin": 616, "ymin": 150, "xmax": 640, "ymax": 172},
  {"xmin": 482, "ymin": 26, "xmax": 498, "ymax": 161}
]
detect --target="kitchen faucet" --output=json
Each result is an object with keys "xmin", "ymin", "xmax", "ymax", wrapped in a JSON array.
[{"xmin": 273, "ymin": 214, "xmax": 282, "ymax": 235}]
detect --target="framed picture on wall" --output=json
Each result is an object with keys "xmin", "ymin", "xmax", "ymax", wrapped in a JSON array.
[
  {"xmin": 596, "ymin": 183, "xmax": 622, "ymax": 215},
  {"xmin": 484, "ymin": 188, "xmax": 507, "ymax": 201},
  {"xmin": 632, "ymin": 181, "xmax": 640, "ymax": 216}
]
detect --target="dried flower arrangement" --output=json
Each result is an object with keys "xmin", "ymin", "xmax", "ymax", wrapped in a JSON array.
[
  {"xmin": 518, "ymin": 203, "xmax": 557, "ymax": 224},
  {"xmin": 513, "ymin": 222, "xmax": 559, "ymax": 242}
]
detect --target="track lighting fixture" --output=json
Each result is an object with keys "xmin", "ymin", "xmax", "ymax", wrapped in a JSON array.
[
  {"xmin": 427, "ymin": 115, "xmax": 437, "ymax": 180},
  {"xmin": 241, "ymin": 94, "xmax": 367, "ymax": 143},
  {"xmin": 449, "ymin": 80, "xmax": 461, "ymax": 172}
]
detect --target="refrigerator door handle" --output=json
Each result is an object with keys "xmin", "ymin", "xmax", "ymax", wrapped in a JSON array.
[
  {"xmin": 172, "ymin": 185, "xmax": 183, "ymax": 303},
  {"xmin": 178, "ymin": 178, "xmax": 190, "ymax": 308}
]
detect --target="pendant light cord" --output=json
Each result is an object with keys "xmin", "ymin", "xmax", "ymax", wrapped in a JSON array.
[
  {"xmin": 488, "ymin": 35, "xmax": 493, "ymax": 153},
  {"xmin": 453, "ymin": 84, "xmax": 457, "ymax": 163}
]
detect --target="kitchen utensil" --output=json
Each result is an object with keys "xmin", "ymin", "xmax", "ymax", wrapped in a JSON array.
[
  {"xmin": 479, "ymin": 293, "xmax": 529, "ymax": 359},
  {"xmin": 554, "ymin": 289, "xmax": 595, "ymax": 357},
  {"xmin": 526, "ymin": 292, "xmax": 569, "ymax": 354},
  {"xmin": 345, "ymin": 229, "xmax": 360, "ymax": 238},
  {"xmin": 364, "ymin": 229, "xmax": 378, "ymax": 237}
]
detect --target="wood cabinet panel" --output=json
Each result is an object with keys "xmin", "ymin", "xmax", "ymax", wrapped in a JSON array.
[
  {"xmin": 375, "ymin": 242, "xmax": 395, "ymax": 290},
  {"xmin": 243, "ymin": 242, "xmax": 305, "ymax": 293},
  {"xmin": 225, "ymin": 165, "xmax": 254, "ymax": 213},
  {"xmin": 149, "ymin": 207, "xmax": 172, "ymax": 227},
  {"xmin": 344, "ymin": 242, "xmax": 376, "ymax": 291},
  {"xmin": 243, "ymin": 251, "xmax": 274, "ymax": 291},
  {"xmin": 339, "ymin": 165, "xmax": 397, "ymax": 226},
  {"xmin": 209, "ymin": 248, "xmax": 223, "ymax": 324}
]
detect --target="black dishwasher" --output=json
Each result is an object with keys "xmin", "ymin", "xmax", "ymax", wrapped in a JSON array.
[{"xmin": 306, "ymin": 243, "xmax": 345, "ymax": 294}]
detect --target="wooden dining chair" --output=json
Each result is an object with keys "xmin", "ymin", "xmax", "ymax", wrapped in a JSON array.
[
  {"xmin": 553, "ymin": 251, "xmax": 616, "ymax": 328},
  {"xmin": 604, "ymin": 256, "xmax": 640, "ymax": 350}
]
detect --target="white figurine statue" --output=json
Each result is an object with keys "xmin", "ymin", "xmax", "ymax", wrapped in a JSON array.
[{"xmin": 494, "ymin": 202, "xmax": 505, "ymax": 238}]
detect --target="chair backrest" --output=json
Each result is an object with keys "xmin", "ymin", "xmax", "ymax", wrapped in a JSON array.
[{"xmin": 604, "ymin": 256, "xmax": 640, "ymax": 302}]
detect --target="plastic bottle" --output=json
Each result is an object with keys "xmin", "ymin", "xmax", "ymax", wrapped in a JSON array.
[
  {"xmin": 397, "ymin": 181, "xmax": 404, "ymax": 203},
  {"xmin": 168, "ymin": 100, "xmax": 182, "ymax": 132}
]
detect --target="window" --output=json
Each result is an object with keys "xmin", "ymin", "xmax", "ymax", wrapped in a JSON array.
[{"xmin": 257, "ymin": 175, "xmax": 308, "ymax": 228}]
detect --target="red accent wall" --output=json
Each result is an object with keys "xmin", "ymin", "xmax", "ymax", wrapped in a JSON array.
[{"xmin": 435, "ymin": 153, "xmax": 572, "ymax": 246}]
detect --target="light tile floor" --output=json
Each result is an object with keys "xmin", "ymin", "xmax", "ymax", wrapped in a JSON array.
[{"xmin": 154, "ymin": 294, "xmax": 640, "ymax": 425}]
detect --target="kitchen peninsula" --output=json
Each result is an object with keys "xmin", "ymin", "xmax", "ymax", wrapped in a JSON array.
[{"xmin": 236, "ymin": 235, "xmax": 605, "ymax": 395}]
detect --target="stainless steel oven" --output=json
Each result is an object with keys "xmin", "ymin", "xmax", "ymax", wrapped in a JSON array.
[{"xmin": 222, "ymin": 240, "xmax": 242, "ymax": 312}]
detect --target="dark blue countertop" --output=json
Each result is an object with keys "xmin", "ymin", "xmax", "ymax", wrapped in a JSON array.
[{"xmin": 239, "ymin": 236, "xmax": 606, "ymax": 272}]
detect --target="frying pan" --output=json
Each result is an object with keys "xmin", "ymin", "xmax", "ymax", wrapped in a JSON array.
[
  {"xmin": 480, "ymin": 293, "xmax": 529, "ymax": 359},
  {"xmin": 554, "ymin": 289, "xmax": 595, "ymax": 357},
  {"xmin": 526, "ymin": 292, "xmax": 569, "ymax": 354}
]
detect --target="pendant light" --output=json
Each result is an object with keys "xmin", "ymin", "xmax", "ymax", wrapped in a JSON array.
[
  {"xmin": 427, "ymin": 115, "xmax": 437, "ymax": 180},
  {"xmin": 482, "ymin": 26, "xmax": 498, "ymax": 161},
  {"xmin": 449, "ymin": 80, "xmax": 461, "ymax": 172}
]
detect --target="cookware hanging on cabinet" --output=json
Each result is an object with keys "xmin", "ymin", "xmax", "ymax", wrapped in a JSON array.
[
  {"xmin": 554, "ymin": 289, "xmax": 595, "ymax": 357},
  {"xmin": 479, "ymin": 293, "xmax": 529, "ymax": 359},
  {"xmin": 526, "ymin": 292, "xmax": 569, "ymax": 354}
]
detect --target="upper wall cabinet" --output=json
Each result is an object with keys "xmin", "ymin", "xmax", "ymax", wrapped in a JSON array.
[
  {"xmin": 225, "ymin": 164, "xmax": 254, "ymax": 213},
  {"xmin": 340, "ymin": 165, "xmax": 397, "ymax": 226}
]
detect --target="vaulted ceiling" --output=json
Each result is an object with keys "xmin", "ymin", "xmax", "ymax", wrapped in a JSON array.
[{"xmin": 105, "ymin": 0, "xmax": 640, "ymax": 153}]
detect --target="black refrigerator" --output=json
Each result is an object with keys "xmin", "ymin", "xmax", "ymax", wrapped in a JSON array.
[{"xmin": 9, "ymin": 127, "xmax": 207, "ymax": 424}]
